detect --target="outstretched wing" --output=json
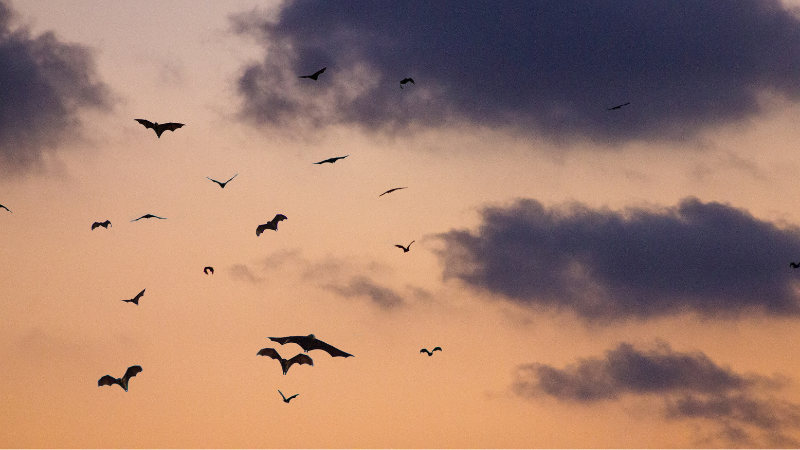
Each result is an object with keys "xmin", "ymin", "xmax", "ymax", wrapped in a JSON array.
[
  {"xmin": 278, "ymin": 390, "xmax": 287, "ymax": 401},
  {"xmin": 135, "ymin": 119, "xmax": 155, "ymax": 130},
  {"xmin": 0, "ymin": 204, "xmax": 9, "ymax": 212},
  {"xmin": 256, "ymin": 224, "xmax": 268, "ymax": 236},
  {"xmin": 420, "ymin": 349, "xmax": 431, "ymax": 355},
  {"xmin": 306, "ymin": 338, "xmax": 354, "ymax": 358},
  {"xmin": 257, "ymin": 347, "xmax": 282, "ymax": 360},
  {"xmin": 98, "ymin": 375, "xmax": 120, "ymax": 387},
  {"xmin": 206, "ymin": 177, "xmax": 222, "ymax": 185},
  {"xmin": 287, "ymin": 353, "xmax": 314, "ymax": 369},
  {"xmin": 156, "ymin": 123, "xmax": 184, "ymax": 133},
  {"xmin": 224, "ymin": 174, "xmax": 238, "ymax": 184},
  {"xmin": 132, "ymin": 289, "xmax": 145, "ymax": 302},
  {"xmin": 272, "ymin": 214, "xmax": 287, "ymax": 223},
  {"xmin": 314, "ymin": 158, "xmax": 334, "ymax": 164},
  {"xmin": 395, "ymin": 245, "xmax": 406, "ymax": 250},
  {"xmin": 92, "ymin": 222, "xmax": 101, "ymax": 230},
  {"xmin": 123, "ymin": 365, "xmax": 143, "ymax": 381},
  {"xmin": 287, "ymin": 393, "xmax": 299, "ymax": 401},
  {"xmin": 312, "ymin": 68, "xmax": 326, "ymax": 78},
  {"xmin": 432, "ymin": 347, "xmax": 442, "ymax": 352}
]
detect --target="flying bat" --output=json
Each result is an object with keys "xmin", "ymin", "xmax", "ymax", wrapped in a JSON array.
[
  {"xmin": 257, "ymin": 348, "xmax": 314, "ymax": 375},
  {"xmin": 278, "ymin": 390, "xmax": 299, "ymax": 403},
  {"xmin": 206, "ymin": 174, "xmax": 237, "ymax": 188},
  {"xmin": 791, "ymin": 262, "xmax": 800, "ymax": 268},
  {"xmin": 298, "ymin": 67, "xmax": 326, "ymax": 80},
  {"xmin": 0, "ymin": 204, "xmax": 10, "ymax": 213},
  {"xmin": 122, "ymin": 289, "xmax": 145, "ymax": 305},
  {"xmin": 400, "ymin": 78, "xmax": 414, "ymax": 88},
  {"xmin": 256, "ymin": 214, "xmax": 287, "ymax": 236},
  {"xmin": 131, "ymin": 214, "xmax": 166, "ymax": 221},
  {"xmin": 313, "ymin": 155, "xmax": 349, "ymax": 164},
  {"xmin": 92, "ymin": 220, "xmax": 111, "ymax": 230},
  {"xmin": 204, "ymin": 266, "xmax": 214, "ymax": 275},
  {"xmin": 420, "ymin": 347, "xmax": 442, "ymax": 356},
  {"xmin": 135, "ymin": 119, "xmax": 184, "ymax": 138},
  {"xmin": 98, "ymin": 365, "xmax": 142, "ymax": 391},
  {"xmin": 379, "ymin": 187, "xmax": 407, "ymax": 197},
  {"xmin": 269, "ymin": 334, "xmax": 354, "ymax": 358},
  {"xmin": 606, "ymin": 102, "xmax": 631, "ymax": 111},
  {"xmin": 395, "ymin": 241, "xmax": 415, "ymax": 253}
]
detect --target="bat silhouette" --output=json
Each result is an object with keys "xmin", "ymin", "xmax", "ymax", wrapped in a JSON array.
[
  {"xmin": 278, "ymin": 390, "xmax": 299, "ymax": 403},
  {"xmin": 256, "ymin": 214, "xmax": 287, "ymax": 236},
  {"xmin": 206, "ymin": 174, "xmax": 237, "ymax": 188},
  {"xmin": 122, "ymin": 289, "xmax": 145, "ymax": 305},
  {"xmin": 98, "ymin": 365, "xmax": 142, "ymax": 391},
  {"xmin": 257, "ymin": 348, "xmax": 314, "ymax": 375},
  {"xmin": 379, "ymin": 187, "xmax": 407, "ymax": 197},
  {"xmin": 135, "ymin": 119, "xmax": 184, "ymax": 138},
  {"xmin": 606, "ymin": 102, "xmax": 631, "ymax": 111},
  {"xmin": 131, "ymin": 214, "xmax": 166, "ymax": 222},
  {"xmin": 420, "ymin": 347, "xmax": 442, "ymax": 356},
  {"xmin": 92, "ymin": 220, "xmax": 111, "ymax": 230},
  {"xmin": 204, "ymin": 266, "xmax": 214, "ymax": 275},
  {"xmin": 314, "ymin": 155, "xmax": 349, "ymax": 164},
  {"xmin": 791, "ymin": 262, "xmax": 800, "ymax": 268},
  {"xmin": 400, "ymin": 78, "xmax": 414, "ymax": 88},
  {"xmin": 395, "ymin": 241, "xmax": 415, "ymax": 252},
  {"xmin": 0, "ymin": 204, "xmax": 10, "ymax": 213},
  {"xmin": 299, "ymin": 67, "xmax": 326, "ymax": 80},
  {"xmin": 269, "ymin": 334, "xmax": 354, "ymax": 358}
]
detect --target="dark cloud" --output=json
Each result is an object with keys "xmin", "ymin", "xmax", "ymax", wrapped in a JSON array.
[
  {"xmin": 232, "ymin": 0, "xmax": 800, "ymax": 143},
  {"xmin": 435, "ymin": 197, "xmax": 800, "ymax": 320},
  {"xmin": 0, "ymin": 0, "xmax": 111, "ymax": 174}
]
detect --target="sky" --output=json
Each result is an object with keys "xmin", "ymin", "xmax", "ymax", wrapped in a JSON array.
[{"xmin": 5, "ymin": 0, "xmax": 800, "ymax": 447}]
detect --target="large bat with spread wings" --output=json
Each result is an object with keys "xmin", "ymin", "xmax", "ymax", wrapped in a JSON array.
[
  {"xmin": 268, "ymin": 334, "xmax": 354, "ymax": 358},
  {"xmin": 256, "ymin": 214, "xmax": 287, "ymax": 236},
  {"xmin": 257, "ymin": 348, "xmax": 314, "ymax": 375},
  {"xmin": 98, "ymin": 365, "xmax": 142, "ymax": 391},
  {"xmin": 135, "ymin": 119, "xmax": 184, "ymax": 138}
]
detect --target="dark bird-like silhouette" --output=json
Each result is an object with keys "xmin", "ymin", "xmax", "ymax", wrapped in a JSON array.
[
  {"xmin": 256, "ymin": 214, "xmax": 287, "ymax": 236},
  {"xmin": 98, "ymin": 365, "xmax": 142, "ymax": 391},
  {"xmin": 395, "ymin": 241, "xmax": 415, "ymax": 253},
  {"xmin": 257, "ymin": 348, "xmax": 314, "ymax": 375},
  {"xmin": 135, "ymin": 119, "xmax": 184, "ymax": 138},
  {"xmin": 0, "ymin": 204, "xmax": 10, "ymax": 213},
  {"xmin": 122, "ymin": 289, "xmax": 145, "ymax": 305},
  {"xmin": 131, "ymin": 214, "xmax": 166, "ymax": 222},
  {"xmin": 278, "ymin": 390, "xmax": 299, "ymax": 403},
  {"xmin": 400, "ymin": 78, "xmax": 414, "ymax": 88},
  {"xmin": 91, "ymin": 220, "xmax": 112, "ymax": 230},
  {"xmin": 314, "ymin": 155, "xmax": 349, "ymax": 164},
  {"xmin": 791, "ymin": 262, "xmax": 800, "ymax": 268},
  {"xmin": 204, "ymin": 266, "xmax": 214, "ymax": 275},
  {"xmin": 298, "ymin": 67, "xmax": 326, "ymax": 80},
  {"xmin": 606, "ymin": 102, "xmax": 631, "ymax": 111},
  {"xmin": 206, "ymin": 174, "xmax": 237, "ymax": 188},
  {"xmin": 420, "ymin": 347, "xmax": 442, "ymax": 356},
  {"xmin": 379, "ymin": 187, "xmax": 407, "ymax": 197},
  {"xmin": 269, "ymin": 334, "xmax": 354, "ymax": 358}
]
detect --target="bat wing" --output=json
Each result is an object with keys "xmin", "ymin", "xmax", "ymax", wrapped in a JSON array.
[
  {"xmin": 432, "ymin": 347, "xmax": 442, "ymax": 352},
  {"xmin": 314, "ymin": 158, "xmax": 333, "ymax": 164},
  {"xmin": 0, "ymin": 204, "xmax": 10, "ymax": 212},
  {"xmin": 307, "ymin": 338, "xmax": 353, "ymax": 358},
  {"xmin": 98, "ymin": 375, "xmax": 120, "ymax": 387},
  {"xmin": 133, "ymin": 289, "xmax": 145, "ymax": 301},
  {"xmin": 123, "ymin": 365, "xmax": 143, "ymax": 381},
  {"xmin": 206, "ymin": 177, "xmax": 221, "ymax": 184},
  {"xmin": 157, "ymin": 123, "xmax": 184, "ymax": 133},
  {"xmin": 224, "ymin": 174, "xmax": 238, "ymax": 184},
  {"xmin": 287, "ymin": 353, "xmax": 314, "ymax": 368},
  {"xmin": 135, "ymin": 119, "xmax": 155, "ymax": 130},
  {"xmin": 287, "ymin": 394, "xmax": 299, "ymax": 401},
  {"xmin": 257, "ymin": 347, "xmax": 282, "ymax": 360},
  {"xmin": 313, "ymin": 68, "xmax": 326, "ymax": 78},
  {"xmin": 395, "ymin": 245, "xmax": 405, "ymax": 250},
  {"xmin": 268, "ymin": 336, "xmax": 297, "ymax": 346},
  {"xmin": 92, "ymin": 222, "xmax": 101, "ymax": 230},
  {"xmin": 273, "ymin": 214, "xmax": 287, "ymax": 223},
  {"xmin": 256, "ymin": 224, "xmax": 268, "ymax": 236},
  {"xmin": 420, "ymin": 349, "xmax": 430, "ymax": 355}
]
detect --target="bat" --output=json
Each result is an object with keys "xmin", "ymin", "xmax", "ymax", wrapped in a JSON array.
[
  {"xmin": 791, "ymin": 262, "xmax": 800, "ymax": 268},
  {"xmin": 257, "ymin": 348, "xmax": 314, "ymax": 375},
  {"xmin": 256, "ymin": 214, "xmax": 287, "ymax": 236},
  {"xmin": 420, "ymin": 347, "xmax": 442, "ymax": 356},
  {"xmin": 92, "ymin": 220, "xmax": 111, "ymax": 230},
  {"xmin": 204, "ymin": 266, "xmax": 214, "ymax": 275},
  {"xmin": 313, "ymin": 155, "xmax": 349, "ymax": 164},
  {"xmin": 606, "ymin": 102, "xmax": 630, "ymax": 111},
  {"xmin": 98, "ymin": 365, "xmax": 142, "ymax": 391},
  {"xmin": 122, "ymin": 289, "xmax": 145, "ymax": 305},
  {"xmin": 131, "ymin": 214, "xmax": 166, "ymax": 221},
  {"xmin": 206, "ymin": 174, "xmax": 237, "ymax": 188},
  {"xmin": 400, "ymin": 78, "xmax": 414, "ymax": 88},
  {"xmin": 268, "ymin": 334, "xmax": 354, "ymax": 358},
  {"xmin": 379, "ymin": 187, "xmax": 407, "ymax": 197},
  {"xmin": 395, "ymin": 241, "xmax": 415, "ymax": 252},
  {"xmin": 298, "ymin": 67, "xmax": 326, "ymax": 80},
  {"xmin": 135, "ymin": 119, "xmax": 184, "ymax": 138},
  {"xmin": 278, "ymin": 390, "xmax": 299, "ymax": 403},
  {"xmin": 0, "ymin": 204, "xmax": 10, "ymax": 213}
]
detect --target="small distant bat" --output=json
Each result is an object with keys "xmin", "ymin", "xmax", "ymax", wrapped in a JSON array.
[
  {"xmin": 122, "ymin": 289, "xmax": 145, "ymax": 305},
  {"xmin": 791, "ymin": 262, "xmax": 800, "ymax": 268},
  {"xmin": 135, "ymin": 119, "xmax": 185, "ymax": 138},
  {"xmin": 98, "ymin": 365, "xmax": 142, "ymax": 392},
  {"xmin": 278, "ymin": 390, "xmax": 299, "ymax": 403},
  {"xmin": 606, "ymin": 102, "xmax": 630, "ymax": 111},
  {"xmin": 420, "ymin": 347, "xmax": 442, "ymax": 356},
  {"xmin": 207, "ymin": 174, "xmax": 238, "ymax": 188},
  {"xmin": 314, "ymin": 155, "xmax": 349, "ymax": 164},
  {"xmin": 298, "ymin": 67, "xmax": 326, "ymax": 80},
  {"xmin": 92, "ymin": 220, "xmax": 112, "ymax": 230},
  {"xmin": 269, "ymin": 334, "xmax": 354, "ymax": 358},
  {"xmin": 257, "ymin": 348, "xmax": 314, "ymax": 375},
  {"xmin": 379, "ymin": 187, "xmax": 407, "ymax": 197},
  {"xmin": 400, "ymin": 78, "xmax": 414, "ymax": 88},
  {"xmin": 204, "ymin": 266, "xmax": 214, "ymax": 275},
  {"xmin": 0, "ymin": 204, "xmax": 10, "ymax": 213},
  {"xmin": 395, "ymin": 241, "xmax": 415, "ymax": 253},
  {"xmin": 131, "ymin": 214, "xmax": 166, "ymax": 222},
  {"xmin": 256, "ymin": 214, "xmax": 288, "ymax": 236}
]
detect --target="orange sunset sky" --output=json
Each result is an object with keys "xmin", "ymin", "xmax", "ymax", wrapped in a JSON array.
[{"xmin": 5, "ymin": 0, "xmax": 800, "ymax": 448}]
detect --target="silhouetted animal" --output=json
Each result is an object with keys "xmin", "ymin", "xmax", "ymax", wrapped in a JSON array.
[
  {"xmin": 92, "ymin": 220, "xmax": 111, "ymax": 230},
  {"xmin": 395, "ymin": 241, "xmax": 415, "ymax": 252},
  {"xmin": 269, "ymin": 334, "xmax": 354, "ymax": 358},
  {"xmin": 278, "ymin": 390, "xmax": 299, "ymax": 403},
  {"xmin": 206, "ymin": 174, "xmax": 237, "ymax": 188},
  {"xmin": 314, "ymin": 155, "xmax": 348, "ymax": 164},
  {"xmin": 791, "ymin": 262, "xmax": 800, "ymax": 268},
  {"xmin": 131, "ymin": 214, "xmax": 166, "ymax": 221},
  {"xmin": 606, "ymin": 102, "xmax": 630, "ymax": 111},
  {"xmin": 257, "ymin": 348, "xmax": 314, "ymax": 375},
  {"xmin": 0, "ymin": 204, "xmax": 10, "ymax": 213},
  {"xmin": 400, "ymin": 78, "xmax": 414, "ymax": 88},
  {"xmin": 135, "ymin": 119, "xmax": 184, "ymax": 138},
  {"xmin": 420, "ymin": 347, "xmax": 442, "ymax": 356},
  {"xmin": 122, "ymin": 289, "xmax": 145, "ymax": 305},
  {"xmin": 299, "ymin": 67, "xmax": 326, "ymax": 80},
  {"xmin": 204, "ymin": 267, "xmax": 214, "ymax": 275},
  {"xmin": 379, "ymin": 187, "xmax": 407, "ymax": 197},
  {"xmin": 256, "ymin": 214, "xmax": 287, "ymax": 236},
  {"xmin": 98, "ymin": 365, "xmax": 142, "ymax": 391}
]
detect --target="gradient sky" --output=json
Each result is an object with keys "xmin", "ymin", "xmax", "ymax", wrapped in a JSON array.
[{"xmin": 4, "ymin": 0, "xmax": 800, "ymax": 447}]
